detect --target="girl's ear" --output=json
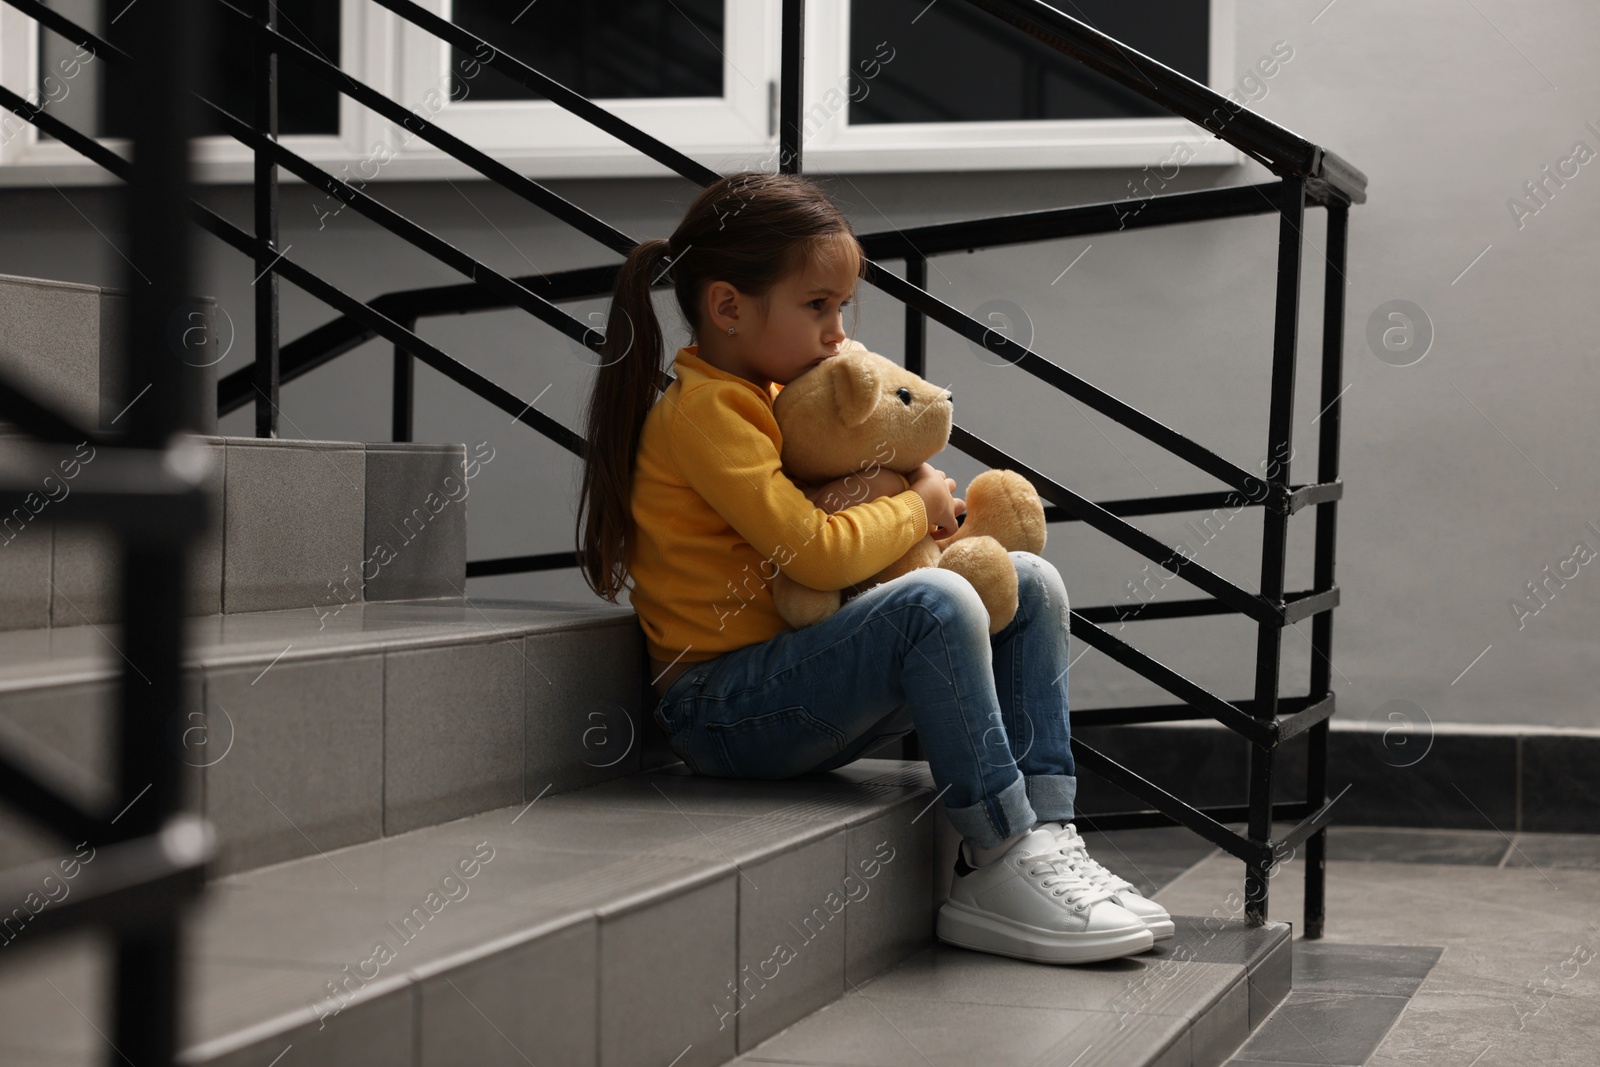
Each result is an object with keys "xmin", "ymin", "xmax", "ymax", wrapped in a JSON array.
[
  {"xmin": 707, "ymin": 279, "xmax": 742, "ymax": 334},
  {"xmin": 830, "ymin": 354, "xmax": 880, "ymax": 429}
]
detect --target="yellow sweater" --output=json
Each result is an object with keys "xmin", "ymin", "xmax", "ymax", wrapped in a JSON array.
[{"xmin": 627, "ymin": 345, "xmax": 930, "ymax": 665}]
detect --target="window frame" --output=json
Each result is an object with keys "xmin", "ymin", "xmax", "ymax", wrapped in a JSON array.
[
  {"xmin": 0, "ymin": 0, "xmax": 389, "ymax": 185},
  {"xmin": 0, "ymin": 0, "xmax": 1241, "ymax": 185},
  {"xmin": 801, "ymin": 0, "xmax": 1242, "ymax": 172}
]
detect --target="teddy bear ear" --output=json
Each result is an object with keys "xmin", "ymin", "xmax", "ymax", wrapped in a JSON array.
[{"xmin": 830, "ymin": 354, "xmax": 880, "ymax": 429}]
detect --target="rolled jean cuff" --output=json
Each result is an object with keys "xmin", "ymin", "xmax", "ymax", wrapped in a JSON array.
[
  {"xmin": 945, "ymin": 773, "xmax": 1036, "ymax": 850},
  {"xmin": 1025, "ymin": 774, "xmax": 1077, "ymax": 824}
]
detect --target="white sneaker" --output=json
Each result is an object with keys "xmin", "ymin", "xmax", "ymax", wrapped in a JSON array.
[
  {"xmin": 937, "ymin": 828, "xmax": 1155, "ymax": 964},
  {"xmin": 1044, "ymin": 822, "xmax": 1175, "ymax": 941}
]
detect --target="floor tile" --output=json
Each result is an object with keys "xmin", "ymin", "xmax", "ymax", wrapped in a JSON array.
[
  {"xmin": 1324, "ymin": 826, "xmax": 1511, "ymax": 867},
  {"xmin": 1292, "ymin": 942, "xmax": 1443, "ymax": 997},
  {"xmin": 1230, "ymin": 991, "xmax": 1409, "ymax": 1065}
]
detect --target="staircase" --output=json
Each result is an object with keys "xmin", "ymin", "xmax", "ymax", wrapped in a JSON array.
[
  {"xmin": 0, "ymin": 0, "xmax": 1366, "ymax": 1063},
  {"xmin": 0, "ymin": 265, "xmax": 1289, "ymax": 1066}
]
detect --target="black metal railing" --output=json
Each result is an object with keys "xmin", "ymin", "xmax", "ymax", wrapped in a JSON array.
[
  {"xmin": 0, "ymin": 2, "xmax": 216, "ymax": 1064},
  {"xmin": 1, "ymin": 0, "xmax": 1363, "ymax": 986}
]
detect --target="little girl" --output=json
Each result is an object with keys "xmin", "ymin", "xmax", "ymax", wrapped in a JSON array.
[{"xmin": 576, "ymin": 170, "xmax": 1169, "ymax": 965}]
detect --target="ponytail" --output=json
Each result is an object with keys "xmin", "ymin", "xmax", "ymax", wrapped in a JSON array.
[{"xmin": 577, "ymin": 237, "xmax": 671, "ymax": 602}]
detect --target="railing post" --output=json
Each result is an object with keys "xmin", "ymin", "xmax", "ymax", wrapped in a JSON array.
[
  {"xmin": 252, "ymin": 0, "xmax": 281, "ymax": 437},
  {"xmin": 114, "ymin": 0, "xmax": 209, "ymax": 1062},
  {"xmin": 1245, "ymin": 174, "xmax": 1305, "ymax": 925},
  {"xmin": 1304, "ymin": 201, "xmax": 1349, "ymax": 939},
  {"xmin": 904, "ymin": 253, "xmax": 926, "ymax": 378},
  {"xmin": 778, "ymin": 0, "xmax": 803, "ymax": 174},
  {"xmin": 393, "ymin": 321, "xmax": 415, "ymax": 442}
]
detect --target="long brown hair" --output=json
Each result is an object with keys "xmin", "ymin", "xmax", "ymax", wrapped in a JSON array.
[{"xmin": 576, "ymin": 170, "xmax": 866, "ymax": 603}]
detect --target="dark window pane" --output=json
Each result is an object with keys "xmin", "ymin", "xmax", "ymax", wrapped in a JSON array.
[
  {"xmin": 848, "ymin": 0, "xmax": 1207, "ymax": 124},
  {"xmin": 449, "ymin": 0, "xmax": 723, "ymax": 102},
  {"xmin": 59, "ymin": 0, "xmax": 342, "ymax": 139}
]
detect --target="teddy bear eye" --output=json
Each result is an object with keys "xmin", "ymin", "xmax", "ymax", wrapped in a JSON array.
[{"xmin": 896, "ymin": 387, "xmax": 912, "ymax": 406}]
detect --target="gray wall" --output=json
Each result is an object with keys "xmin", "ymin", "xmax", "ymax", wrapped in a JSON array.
[{"xmin": 1, "ymin": 0, "xmax": 1597, "ymax": 731}]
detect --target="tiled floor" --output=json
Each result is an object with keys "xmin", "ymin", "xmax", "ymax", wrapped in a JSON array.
[{"xmin": 1155, "ymin": 829, "xmax": 1600, "ymax": 1067}]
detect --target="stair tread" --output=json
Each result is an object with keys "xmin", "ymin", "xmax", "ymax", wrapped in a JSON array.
[
  {"xmin": 0, "ymin": 759, "xmax": 938, "ymax": 1064},
  {"xmin": 733, "ymin": 918, "xmax": 1290, "ymax": 1067},
  {"xmin": 0, "ymin": 596, "xmax": 635, "ymax": 688}
]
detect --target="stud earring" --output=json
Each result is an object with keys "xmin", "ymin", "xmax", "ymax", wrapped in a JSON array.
[{"xmin": 727, "ymin": 326, "xmax": 736, "ymax": 334}]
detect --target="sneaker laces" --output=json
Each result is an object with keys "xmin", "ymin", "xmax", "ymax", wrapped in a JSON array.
[
  {"xmin": 1052, "ymin": 824, "xmax": 1138, "ymax": 895},
  {"xmin": 1020, "ymin": 843, "xmax": 1118, "ymax": 910}
]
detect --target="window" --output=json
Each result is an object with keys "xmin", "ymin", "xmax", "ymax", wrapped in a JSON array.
[
  {"xmin": 801, "ymin": 0, "xmax": 1239, "ymax": 171},
  {"xmin": 0, "ymin": 0, "xmax": 384, "ymax": 183},
  {"xmin": 1, "ymin": 0, "xmax": 1238, "ymax": 183}
]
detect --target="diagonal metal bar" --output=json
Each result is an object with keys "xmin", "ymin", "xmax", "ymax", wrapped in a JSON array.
[
  {"xmin": 212, "ymin": 0, "xmax": 642, "ymax": 256},
  {"xmin": 1271, "ymin": 787, "xmax": 1348, "ymax": 854},
  {"xmin": 4, "ymin": 0, "xmax": 125, "ymax": 60},
  {"xmin": 0, "ymin": 82, "xmax": 581, "ymax": 456},
  {"xmin": 208, "ymin": 101, "xmax": 598, "ymax": 354},
  {"xmin": 215, "ymin": 264, "xmax": 629, "ymax": 414},
  {"xmin": 0, "ymin": 368, "xmax": 101, "ymax": 446},
  {"xmin": 364, "ymin": 0, "xmax": 721, "ymax": 186},
  {"xmin": 1068, "ymin": 612, "xmax": 1275, "ymax": 745},
  {"xmin": 954, "ymin": 0, "xmax": 1366, "ymax": 203},
  {"xmin": 953, "ymin": 425, "xmax": 1273, "ymax": 622},
  {"xmin": 1071, "ymin": 740, "xmax": 1271, "ymax": 865},
  {"xmin": 876, "ymin": 270, "xmax": 1263, "ymax": 499},
  {"xmin": 0, "ymin": 742, "xmax": 107, "ymax": 847},
  {"xmin": 195, "ymin": 204, "xmax": 586, "ymax": 455}
]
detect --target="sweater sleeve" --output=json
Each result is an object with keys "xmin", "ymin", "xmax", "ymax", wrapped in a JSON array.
[{"xmin": 665, "ymin": 381, "xmax": 928, "ymax": 591}]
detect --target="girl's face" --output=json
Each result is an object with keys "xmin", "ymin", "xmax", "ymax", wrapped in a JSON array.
[{"xmin": 699, "ymin": 255, "xmax": 858, "ymax": 392}]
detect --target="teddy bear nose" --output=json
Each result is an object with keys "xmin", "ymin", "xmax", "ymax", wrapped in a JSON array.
[{"xmin": 944, "ymin": 390, "xmax": 953, "ymax": 403}]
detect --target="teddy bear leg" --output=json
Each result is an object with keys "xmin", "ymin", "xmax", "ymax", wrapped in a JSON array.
[
  {"xmin": 947, "ymin": 470, "xmax": 1047, "ymax": 555},
  {"xmin": 936, "ymin": 534, "xmax": 1019, "ymax": 636},
  {"xmin": 772, "ymin": 571, "xmax": 844, "ymax": 629}
]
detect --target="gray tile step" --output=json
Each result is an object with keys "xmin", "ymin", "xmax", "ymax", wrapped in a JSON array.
[
  {"xmin": 0, "ymin": 761, "xmax": 1289, "ymax": 1067},
  {"xmin": 0, "ymin": 760, "xmax": 942, "ymax": 1067},
  {"xmin": 0, "ymin": 597, "xmax": 651, "ymax": 878},
  {"xmin": 731, "ymin": 914, "xmax": 1293, "ymax": 1067},
  {"xmin": 0, "ymin": 434, "xmax": 478, "ymax": 630},
  {"xmin": 0, "ymin": 271, "xmax": 218, "ymax": 436}
]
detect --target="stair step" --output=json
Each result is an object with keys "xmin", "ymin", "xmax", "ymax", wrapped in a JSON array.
[
  {"xmin": 0, "ymin": 435, "xmax": 474, "ymax": 631},
  {"xmin": 0, "ymin": 597, "xmax": 648, "ymax": 878},
  {"xmin": 729, "ymin": 916, "xmax": 1291, "ymax": 1067},
  {"xmin": 0, "ymin": 761, "xmax": 1291, "ymax": 1067},
  {"xmin": 0, "ymin": 271, "xmax": 218, "ymax": 436},
  {"xmin": 0, "ymin": 760, "xmax": 940, "ymax": 1067}
]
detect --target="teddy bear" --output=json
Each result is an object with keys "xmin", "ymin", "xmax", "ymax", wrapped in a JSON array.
[{"xmin": 771, "ymin": 338, "xmax": 1048, "ymax": 634}]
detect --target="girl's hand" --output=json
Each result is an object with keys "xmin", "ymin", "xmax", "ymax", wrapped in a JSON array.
[{"xmin": 908, "ymin": 463, "xmax": 960, "ymax": 537}]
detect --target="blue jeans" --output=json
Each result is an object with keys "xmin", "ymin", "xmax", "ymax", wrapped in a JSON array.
[{"xmin": 651, "ymin": 551, "xmax": 1077, "ymax": 850}]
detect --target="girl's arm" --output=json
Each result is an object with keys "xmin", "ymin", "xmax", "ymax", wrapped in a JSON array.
[
  {"xmin": 801, "ymin": 467, "xmax": 906, "ymax": 513},
  {"xmin": 804, "ymin": 467, "xmax": 965, "ymax": 532}
]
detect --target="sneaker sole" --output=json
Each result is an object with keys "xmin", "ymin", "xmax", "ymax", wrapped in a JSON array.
[
  {"xmin": 1145, "ymin": 917, "xmax": 1175, "ymax": 941},
  {"xmin": 936, "ymin": 900, "xmax": 1155, "ymax": 964}
]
